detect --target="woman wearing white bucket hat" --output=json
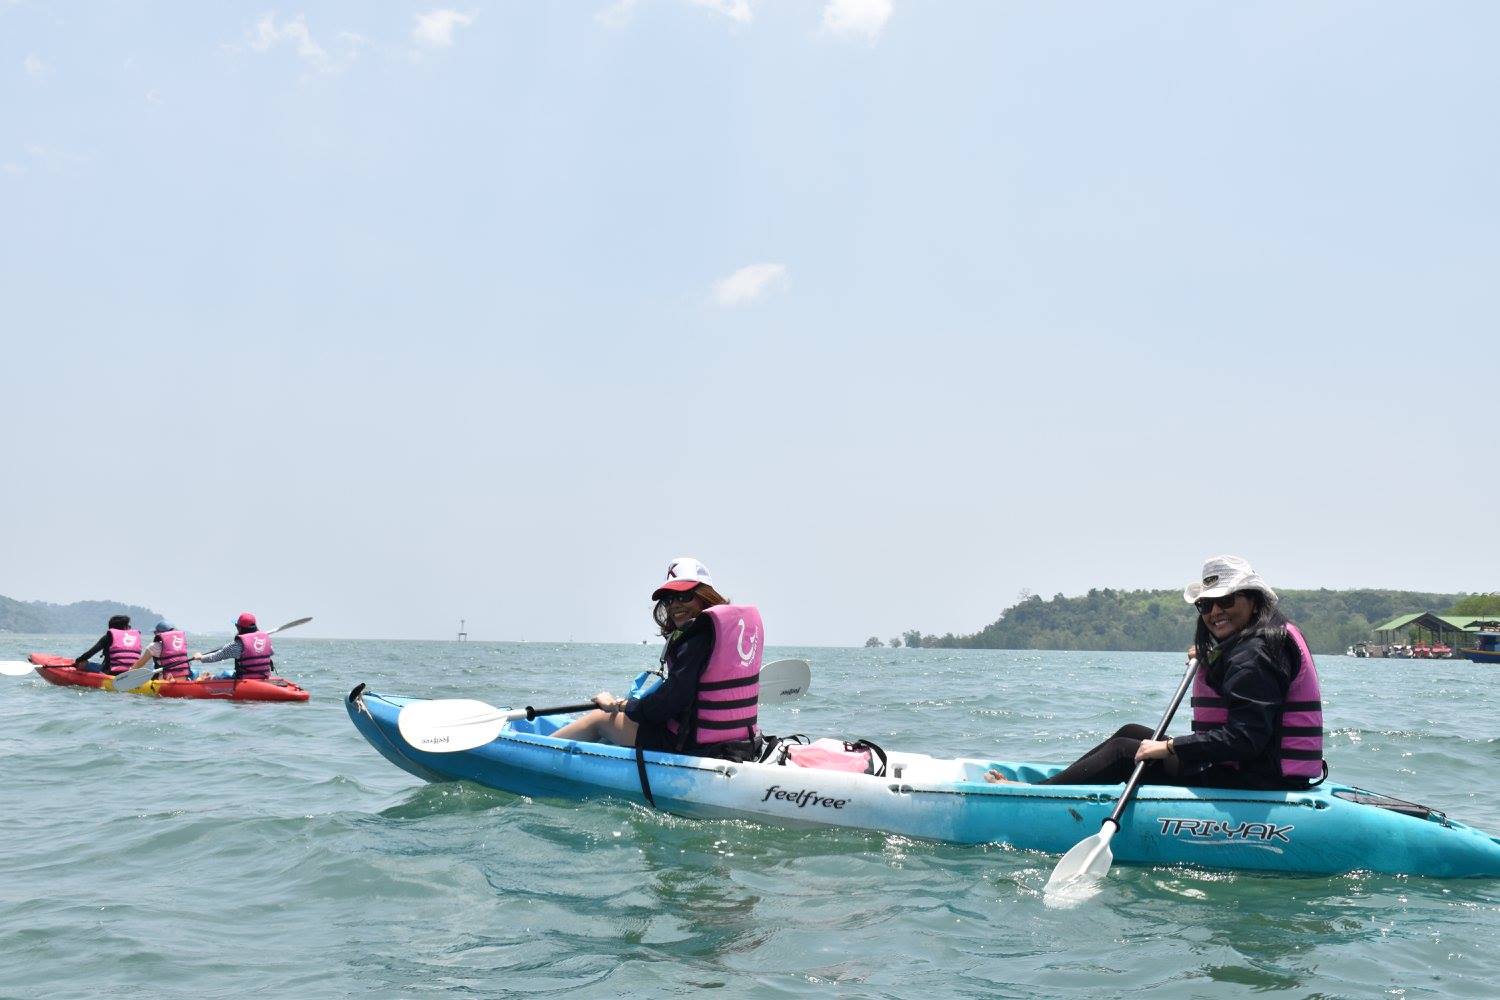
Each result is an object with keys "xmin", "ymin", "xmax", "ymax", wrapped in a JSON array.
[
  {"xmin": 989, "ymin": 555, "xmax": 1326, "ymax": 790},
  {"xmin": 552, "ymin": 557, "xmax": 766, "ymax": 762}
]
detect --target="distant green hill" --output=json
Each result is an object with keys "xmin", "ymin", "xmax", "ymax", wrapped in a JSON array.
[
  {"xmin": 906, "ymin": 588, "xmax": 1473, "ymax": 656},
  {"xmin": 0, "ymin": 594, "xmax": 163, "ymax": 634}
]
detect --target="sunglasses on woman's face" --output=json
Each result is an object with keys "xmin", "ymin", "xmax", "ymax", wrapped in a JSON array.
[
  {"xmin": 661, "ymin": 592, "xmax": 698, "ymax": 606},
  {"xmin": 1195, "ymin": 593, "xmax": 1241, "ymax": 615}
]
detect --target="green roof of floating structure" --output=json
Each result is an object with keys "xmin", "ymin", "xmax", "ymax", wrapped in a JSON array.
[
  {"xmin": 1372, "ymin": 613, "xmax": 1427, "ymax": 633},
  {"xmin": 1372, "ymin": 613, "xmax": 1494, "ymax": 633}
]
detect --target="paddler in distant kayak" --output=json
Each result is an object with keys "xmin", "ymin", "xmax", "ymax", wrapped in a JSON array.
[
  {"xmin": 191, "ymin": 612, "xmax": 276, "ymax": 681},
  {"xmin": 551, "ymin": 557, "xmax": 765, "ymax": 761},
  {"xmin": 72, "ymin": 614, "xmax": 141, "ymax": 675},
  {"xmin": 123, "ymin": 620, "xmax": 197, "ymax": 681},
  {"xmin": 988, "ymin": 555, "xmax": 1326, "ymax": 790}
]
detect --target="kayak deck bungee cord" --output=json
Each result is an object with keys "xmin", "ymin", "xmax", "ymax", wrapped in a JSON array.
[{"xmin": 346, "ymin": 685, "xmax": 1500, "ymax": 878}]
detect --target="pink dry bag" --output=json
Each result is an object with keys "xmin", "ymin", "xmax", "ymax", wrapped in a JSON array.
[{"xmin": 784, "ymin": 738, "xmax": 887, "ymax": 776}]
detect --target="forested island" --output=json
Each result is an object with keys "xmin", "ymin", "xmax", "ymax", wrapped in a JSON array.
[
  {"xmin": 872, "ymin": 589, "xmax": 1500, "ymax": 656},
  {"xmin": 0, "ymin": 594, "xmax": 161, "ymax": 634}
]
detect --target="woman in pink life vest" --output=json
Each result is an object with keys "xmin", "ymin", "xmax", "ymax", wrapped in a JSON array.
[
  {"xmin": 72, "ymin": 614, "xmax": 141, "ymax": 674},
  {"xmin": 989, "ymin": 555, "xmax": 1325, "ymax": 790},
  {"xmin": 191, "ymin": 612, "xmax": 276, "ymax": 681},
  {"xmin": 552, "ymin": 557, "xmax": 765, "ymax": 760},
  {"xmin": 123, "ymin": 620, "xmax": 197, "ymax": 680}
]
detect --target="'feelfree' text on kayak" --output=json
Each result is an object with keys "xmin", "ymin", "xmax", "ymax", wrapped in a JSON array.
[{"xmin": 762, "ymin": 785, "xmax": 848, "ymax": 809}]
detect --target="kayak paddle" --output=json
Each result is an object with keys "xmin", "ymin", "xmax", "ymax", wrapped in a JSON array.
[
  {"xmin": 0, "ymin": 660, "xmax": 37, "ymax": 677},
  {"xmin": 1044, "ymin": 656, "xmax": 1199, "ymax": 902},
  {"xmin": 111, "ymin": 615, "xmax": 314, "ymax": 694},
  {"xmin": 399, "ymin": 657, "xmax": 813, "ymax": 753}
]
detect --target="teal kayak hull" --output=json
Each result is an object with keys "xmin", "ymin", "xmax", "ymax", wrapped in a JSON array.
[{"xmin": 347, "ymin": 686, "xmax": 1500, "ymax": 878}]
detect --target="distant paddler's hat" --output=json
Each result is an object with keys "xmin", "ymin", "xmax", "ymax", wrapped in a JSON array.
[
  {"xmin": 235, "ymin": 612, "xmax": 258, "ymax": 629},
  {"xmin": 651, "ymin": 557, "xmax": 714, "ymax": 600},
  {"xmin": 153, "ymin": 620, "xmax": 175, "ymax": 634},
  {"xmin": 1183, "ymin": 555, "xmax": 1277, "ymax": 605}
]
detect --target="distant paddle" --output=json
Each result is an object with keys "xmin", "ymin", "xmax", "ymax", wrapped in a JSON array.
[
  {"xmin": 1044, "ymin": 656, "xmax": 1199, "ymax": 903},
  {"xmin": 111, "ymin": 616, "xmax": 314, "ymax": 694},
  {"xmin": 399, "ymin": 657, "xmax": 813, "ymax": 753},
  {"xmin": 0, "ymin": 660, "xmax": 36, "ymax": 677}
]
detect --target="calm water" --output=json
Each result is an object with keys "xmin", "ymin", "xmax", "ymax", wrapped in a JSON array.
[{"xmin": 2, "ymin": 636, "xmax": 1497, "ymax": 999}]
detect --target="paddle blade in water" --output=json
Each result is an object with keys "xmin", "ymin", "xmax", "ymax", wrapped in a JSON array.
[
  {"xmin": 1044, "ymin": 826, "xmax": 1116, "ymax": 904},
  {"xmin": 397, "ymin": 698, "xmax": 518, "ymax": 752},
  {"xmin": 759, "ymin": 658, "xmax": 810, "ymax": 704},
  {"xmin": 0, "ymin": 660, "xmax": 39, "ymax": 677},
  {"xmin": 112, "ymin": 666, "xmax": 157, "ymax": 693}
]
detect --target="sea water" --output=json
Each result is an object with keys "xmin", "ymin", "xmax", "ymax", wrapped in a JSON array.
[{"xmin": 1, "ymin": 637, "xmax": 1497, "ymax": 999}]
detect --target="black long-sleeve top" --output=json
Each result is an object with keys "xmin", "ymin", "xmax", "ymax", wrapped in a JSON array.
[
  {"xmin": 75, "ymin": 632, "xmax": 112, "ymax": 665},
  {"xmin": 624, "ymin": 614, "xmax": 715, "ymax": 729},
  {"xmin": 1172, "ymin": 628, "xmax": 1297, "ymax": 787}
]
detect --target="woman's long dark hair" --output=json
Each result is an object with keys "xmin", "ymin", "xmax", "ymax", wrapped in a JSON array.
[
  {"xmin": 1193, "ymin": 590, "xmax": 1290, "ymax": 680},
  {"xmin": 653, "ymin": 584, "xmax": 730, "ymax": 637}
]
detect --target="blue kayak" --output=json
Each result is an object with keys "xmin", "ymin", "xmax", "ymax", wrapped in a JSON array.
[{"xmin": 347, "ymin": 685, "xmax": 1500, "ymax": 878}]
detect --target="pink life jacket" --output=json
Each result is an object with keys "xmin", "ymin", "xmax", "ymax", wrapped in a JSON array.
[
  {"xmin": 235, "ymin": 630, "xmax": 274, "ymax": 679},
  {"xmin": 1190, "ymin": 622, "xmax": 1325, "ymax": 783},
  {"xmin": 667, "ymin": 604, "xmax": 763, "ymax": 747},
  {"xmin": 155, "ymin": 630, "xmax": 192, "ymax": 679},
  {"xmin": 105, "ymin": 628, "xmax": 142, "ymax": 674}
]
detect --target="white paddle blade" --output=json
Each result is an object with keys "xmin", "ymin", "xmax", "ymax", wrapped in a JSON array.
[
  {"xmin": 1045, "ymin": 825, "xmax": 1117, "ymax": 903},
  {"xmin": 397, "ymin": 698, "xmax": 523, "ymax": 752},
  {"xmin": 270, "ymin": 616, "xmax": 313, "ymax": 635},
  {"xmin": 112, "ymin": 666, "xmax": 157, "ymax": 693},
  {"xmin": 0, "ymin": 660, "xmax": 37, "ymax": 677},
  {"xmin": 759, "ymin": 658, "xmax": 810, "ymax": 704}
]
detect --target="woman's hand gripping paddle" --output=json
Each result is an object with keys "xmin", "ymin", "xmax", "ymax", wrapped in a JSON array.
[
  {"xmin": 1044, "ymin": 657, "xmax": 1199, "ymax": 904},
  {"xmin": 398, "ymin": 657, "xmax": 813, "ymax": 753},
  {"xmin": 112, "ymin": 616, "xmax": 315, "ymax": 693}
]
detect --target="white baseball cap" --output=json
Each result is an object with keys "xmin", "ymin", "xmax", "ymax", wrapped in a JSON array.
[
  {"xmin": 652, "ymin": 557, "xmax": 714, "ymax": 600},
  {"xmin": 1183, "ymin": 555, "xmax": 1278, "ymax": 605}
]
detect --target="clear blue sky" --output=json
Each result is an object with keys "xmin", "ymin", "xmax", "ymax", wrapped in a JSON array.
[{"xmin": 4, "ymin": 2, "xmax": 1496, "ymax": 644}]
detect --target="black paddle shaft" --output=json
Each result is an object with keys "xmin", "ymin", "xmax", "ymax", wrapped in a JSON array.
[
  {"xmin": 1104, "ymin": 657, "xmax": 1200, "ymax": 829},
  {"xmin": 525, "ymin": 702, "xmax": 599, "ymax": 720}
]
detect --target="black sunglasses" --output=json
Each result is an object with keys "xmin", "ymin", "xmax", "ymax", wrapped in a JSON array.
[
  {"xmin": 660, "ymin": 591, "xmax": 698, "ymax": 606},
  {"xmin": 1195, "ymin": 592, "xmax": 1242, "ymax": 615}
]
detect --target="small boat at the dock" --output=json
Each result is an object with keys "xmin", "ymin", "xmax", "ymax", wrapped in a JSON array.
[
  {"xmin": 1459, "ymin": 627, "xmax": 1500, "ymax": 665},
  {"xmin": 346, "ymin": 685, "xmax": 1500, "ymax": 878},
  {"xmin": 28, "ymin": 654, "xmax": 310, "ymax": 702}
]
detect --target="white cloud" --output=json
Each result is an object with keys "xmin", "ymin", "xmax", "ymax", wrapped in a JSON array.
[
  {"xmin": 712, "ymin": 263, "xmax": 788, "ymax": 307},
  {"xmin": 595, "ymin": 0, "xmax": 639, "ymax": 29},
  {"xmin": 821, "ymin": 0, "xmax": 892, "ymax": 42},
  {"xmin": 145, "ymin": 89, "xmax": 163, "ymax": 105},
  {"xmin": 413, "ymin": 9, "xmax": 474, "ymax": 48},
  {"xmin": 2, "ymin": 162, "xmax": 24, "ymax": 176},
  {"xmin": 236, "ymin": 14, "xmax": 365, "ymax": 76},
  {"xmin": 599, "ymin": 0, "xmax": 750, "ymax": 28},
  {"xmin": 249, "ymin": 13, "xmax": 326, "ymax": 60},
  {"xmin": 23, "ymin": 53, "xmax": 44, "ymax": 76},
  {"xmin": 689, "ymin": 0, "xmax": 751, "ymax": 23}
]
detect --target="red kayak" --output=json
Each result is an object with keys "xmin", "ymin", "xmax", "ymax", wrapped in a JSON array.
[{"xmin": 27, "ymin": 654, "xmax": 310, "ymax": 703}]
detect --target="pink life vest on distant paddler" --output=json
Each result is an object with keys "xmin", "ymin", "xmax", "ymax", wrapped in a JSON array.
[
  {"xmin": 1190, "ymin": 622, "xmax": 1325, "ymax": 784},
  {"xmin": 105, "ymin": 628, "xmax": 142, "ymax": 675},
  {"xmin": 155, "ymin": 630, "xmax": 191, "ymax": 679},
  {"xmin": 667, "ymin": 604, "xmax": 763, "ymax": 747},
  {"xmin": 235, "ymin": 630, "xmax": 274, "ymax": 679}
]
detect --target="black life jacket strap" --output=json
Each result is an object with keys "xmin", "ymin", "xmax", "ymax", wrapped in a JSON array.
[{"xmin": 634, "ymin": 743, "xmax": 657, "ymax": 809}]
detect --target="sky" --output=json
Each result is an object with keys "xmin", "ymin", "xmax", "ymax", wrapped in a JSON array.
[{"xmin": 3, "ymin": 1, "xmax": 1497, "ymax": 645}]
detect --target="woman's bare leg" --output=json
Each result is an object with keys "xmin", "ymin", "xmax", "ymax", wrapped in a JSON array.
[{"xmin": 551, "ymin": 709, "xmax": 640, "ymax": 747}]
